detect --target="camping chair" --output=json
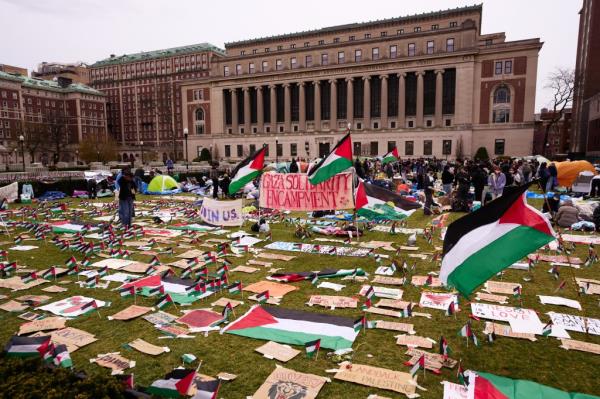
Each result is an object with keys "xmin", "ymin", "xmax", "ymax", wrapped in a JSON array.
[{"xmin": 572, "ymin": 171, "xmax": 594, "ymax": 195}]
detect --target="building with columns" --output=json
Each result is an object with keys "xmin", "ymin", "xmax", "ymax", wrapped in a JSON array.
[{"xmin": 181, "ymin": 4, "xmax": 542, "ymax": 162}]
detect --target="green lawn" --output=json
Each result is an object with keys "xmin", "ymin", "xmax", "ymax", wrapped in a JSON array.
[{"xmin": 1, "ymin": 196, "xmax": 599, "ymax": 398}]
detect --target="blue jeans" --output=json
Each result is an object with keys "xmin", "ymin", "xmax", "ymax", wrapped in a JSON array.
[{"xmin": 119, "ymin": 198, "xmax": 134, "ymax": 227}]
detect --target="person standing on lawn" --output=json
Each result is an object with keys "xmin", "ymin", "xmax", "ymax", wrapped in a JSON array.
[{"xmin": 117, "ymin": 166, "xmax": 136, "ymax": 228}]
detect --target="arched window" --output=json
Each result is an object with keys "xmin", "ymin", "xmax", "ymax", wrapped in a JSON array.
[
  {"xmin": 195, "ymin": 108, "xmax": 205, "ymax": 134},
  {"xmin": 492, "ymin": 85, "xmax": 511, "ymax": 123}
]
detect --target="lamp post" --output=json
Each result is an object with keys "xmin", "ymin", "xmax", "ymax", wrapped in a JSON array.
[
  {"xmin": 305, "ymin": 141, "xmax": 310, "ymax": 160},
  {"xmin": 183, "ymin": 128, "xmax": 189, "ymax": 172},
  {"xmin": 275, "ymin": 136, "xmax": 279, "ymax": 164},
  {"xmin": 75, "ymin": 150, "xmax": 79, "ymax": 165},
  {"xmin": 96, "ymin": 150, "xmax": 100, "ymax": 162},
  {"xmin": 19, "ymin": 135, "xmax": 25, "ymax": 172},
  {"xmin": 140, "ymin": 141, "xmax": 144, "ymax": 165}
]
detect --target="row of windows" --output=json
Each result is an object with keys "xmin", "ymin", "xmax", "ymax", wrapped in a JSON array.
[
  {"xmin": 238, "ymin": 21, "xmax": 460, "ymax": 55},
  {"xmin": 91, "ymin": 54, "xmax": 209, "ymax": 78},
  {"xmin": 225, "ymin": 39, "xmax": 455, "ymax": 76},
  {"xmin": 494, "ymin": 60, "xmax": 513, "ymax": 75},
  {"xmin": 0, "ymin": 91, "xmax": 18, "ymax": 100}
]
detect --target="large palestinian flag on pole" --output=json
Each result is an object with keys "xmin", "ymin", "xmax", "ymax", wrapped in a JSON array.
[
  {"xmin": 308, "ymin": 132, "xmax": 353, "ymax": 185},
  {"xmin": 381, "ymin": 147, "xmax": 400, "ymax": 164},
  {"xmin": 466, "ymin": 371, "xmax": 600, "ymax": 399},
  {"xmin": 441, "ymin": 182, "xmax": 555, "ymax": 297},
  {"xmin": 355, "ymin": 179, "xmax": 420, "ymax": 221},
  {"xmin": 221, "ymin": 305, "xmax": 359, "ymax": 350},
  {"xmin": 228, "ymin": 145, "xmax": 267, "ymax": 195}
]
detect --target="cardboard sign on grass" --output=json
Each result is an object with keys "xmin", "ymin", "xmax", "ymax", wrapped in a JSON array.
[
  {"xmin": 333, "ymin": 363, "xmax": 417, "ymax": 397},
  {"xmin": 475, "ymin": 292, "xmax": 508, "ymax": 304},
  {"xmin": 372, "ymin": 276, "xmax": 406, "ymax": 286},
  {"xmin": 559, "ymin": 339, "xmax": 600, "ymax": 355},
  {"xmin": 128, "ymin": 338, "xmax": 170, "ymax": 356},
  {"xmin": 18, "ymin": 317, "xmax": 66, "ymax": 335},
  {"xmin": 442, "ymin": 381, "xmax": 469, "ymax": 399},
  {"xmin": 396, "ymin": 334, "xmax": 434, "ymax": 349},
  {"xmin": 548, "ymin": 312, "xmax": 600, "ymax": 336},
  {"xmin": 374, "ymin": 299, "xmax": 412, "ymax": 310},
  {"xmin": 255, "ymin": 341, "xmax": 300, "ymax": 362},
  {"xmin": 405, "ymin": 348, "xmax": 457, "ymax": 369},
  {"xmin": 307, "ymin": 295, "xmax": 357, "ymax": 309},
  {"xmin": 42, "ymin": 327, "xmax": 97, "ymax": 352},
  {"xmin": 91, "ymin": 352, "xmax": 135, "ymax": 375},
  {"xmin": 0, "ymin": 300, "xmax": 29, "ymax": 312},
  {"xmin": 252, "ymin": 365, "xmax": 329, "ymax": 399},
  {"xmin": 419, "ymin": 292, "xmax": 458, "ymax": 311},
  {"xmin": 360, "ymin": 285, "xmax": 402, "ymax": 300},
  {"xmin": 470, "ymin": 303, "xmax": 544, "ymax": 335},
  {"xmin": 0, "ymin": 276, "xmax": 47, "ymax": 291},
  {"xmin": 411, "ymin": 275, "xmax": 442, "ymax": 287},
  {"xmin": 483, "ymin": 281, "xmax": 522, "ymax": 295},
  {"xmin": 244, "ymin": 281, "xmax": 297, "ymax": 297},
  {"xmin": 108, "ymin": 305, "xmax": 153, "ymax": 321},
  {"xmin": 373, "ymin": 320, "xmax": 415, "ymax": 334},
  {"xmin": 483, "ymin": 322, "xmax": 537, "ymax": 341}
]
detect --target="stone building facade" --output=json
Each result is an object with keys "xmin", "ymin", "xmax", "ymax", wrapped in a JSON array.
[{"xmin": 181, "ymin": 4, "xmax": 542, "ymax": 163}]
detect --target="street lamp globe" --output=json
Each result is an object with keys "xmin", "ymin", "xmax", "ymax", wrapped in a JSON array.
[
  {"xmin": 19, "ymin": 135, "xmax": 24, "ymax": 142},
  {"xmin": 183, "ymin": 128, "xmax": 189, "ymax": 138}
]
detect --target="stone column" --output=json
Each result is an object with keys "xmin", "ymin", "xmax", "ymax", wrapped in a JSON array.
[
  {"xmin": 243, "ymin": 87, "xmax": 251, "ymax": 133},
  {"xmin": 380, "ymin": 74, "xmax": 388, "ymax": 129},
  {"xmin": 398, "ymin": 73, "xmax": 406, "ymax": 128},
  {"xmin": 363, "ymin": 76, "xmax": 371, "ymax": 129},
  {"xmin": 346, "ymin": 77, "xmax": 354, "ymax": 126},
  {"xmin": 416, "ymin": 71, "xmax": 424, "ymax": 128},
  {"xmin": 256, "ymin": 86, "xmax": 264, "ymax": 133},
  {"xmin": 283, "ymin": 83, "xmax": 291, "ymax": 132},
  {"xmin": 435, "ymin": 69, "xmax": 444, "ymax": 127},
  {"xmin": 269, "ymin": 84, "xmax": 277, "ymax": 132},
  {"xmin": 230, "ymin": 88, "xmax": 238, "ymax": 133},
  {"xmin": 330, "ymin": 79, "xmax": 337, "ymax": 131},
  {"xmin": 314, "ymin": 80, "xmax": 321, "ymax": 131},
  {"xmin": 298, "ymin": 82, "xmax": 306, "ymax": 132}
]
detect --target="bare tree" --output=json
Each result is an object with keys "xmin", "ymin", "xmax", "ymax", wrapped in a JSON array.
[
  {"xmin": 45, "ymin": 111, "xmax": 70, "ymax": 164},
  {"xmin": 18, "ymin": 120, "xmax": 46, "ymax": 164},
  {"xmin": 542, "ymin": 68, "xmax": 574, "ymax": 156}
]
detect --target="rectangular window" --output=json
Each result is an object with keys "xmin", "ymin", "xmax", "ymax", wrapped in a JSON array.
[
  {"xmin": 370, "ymin": 141, "xmax": 379, "ymax": 156},
  {"xmin": 389, "ymin": 45, "xmax": 397, "ymax": 59},
  {"xmin": 252, "ymin": 49, "xmax": 257, "ymax": 54},
  {"xmin": 224, "ymin": 145, "xmax": 231, "ymax": 157},
  {"xmin": 423, "ymin": 140, "xmax": 432, "ymax": 156},
  {"xmin": 442, "ymin": 140, "xmax": 452, "ymax": 155},
  {"xmin": 290, "ymin": 143, "xmax": 297, "ymax": 156},
  {"xmin": 397, "ymin": 29, "xmax": 404, "ymax": 35},
  {"xmin": 381, "ymin": 31, "xmax": 387, "ymax": 37},
  {"xmin": 431, "ymin": 24, "xmax": 439, "ymax": 30},
  {"xmin": 276, "ymin": 59, "xmax": 283, "ymax": 71},
  {"xmin": 494, "ymin": 139, "xmax": 505, "ymax": 155},
  {"xmin": 405, "ymin": 141, "xmax": 414, "ymax": 156},
  {"xmin": 223, "ymin": 66, "xmax": 230, "ymax": 76},
  {"xmin": 450, "ymin": 21, "xmax": 457, "ymax": 27},
  {"xmin": 321, "ymin": 53, "xmax": 329, "ymax": 65},
  {"xmin": 240, "ymin": 50, "xmax": 245, "ymax": 56},
  {"xmin": 290, "ymin": 43, "xmax": 296, "ymax": 49},
  {"xmin": 364, "ymin": 33, "xmax": 371, "ymax": 39},
  {"xmin": 349, "ymin": 35, "xmax": 355, "ymax": 41},
  {"xmin": 408, "ymin": 43, "xmax": 416, "ymax": 56},
  {"xmin": 249, "ymin": 62, "xmax": 255, "ymax": 74},
  {"xmin": 353, "ymin": 142, "xmax": 361, "ymax": 156},
  {"xmin": 414, "ymin": 26, "xmax": 421, "ymax": 32},
  {"xmin": 387, "ymin": 141, "xmax": 396, "ymax": 152},
  {"xmin": 495, "ymin": 61, "xmax": 503, "ymax": 75},
  {"xmin": 318, "ymin": 40, "xmax": 325, "ymax": 45},
  {"xmin": 262, "ymin": 61, "xmax": 268, "ymax": 72},
  {"xmin": 446, "ymin": 38, "xmax": 455, "ymax": 52},
  {"xmin": 237, "ymin": 144, "xmax": 243, "ymax": 157},
  {"xmin": 304, "ymin": 42, "xmax": 310, "ymax": 47},
  {"xmin": 486, "ymin": 39, "xmax": 493, "ymax": 46},
  {"xmin": 276, "ymin": 143, "xmax": 283, "ymax": 157},
  {"xmin": 426, "ymin": 41, "xmax": 434, "ymax": 54},
  {"xmin": 504, "ymin": 60, "xmax": 512, "ymax": 74},
  {"xmin": 290, "ymin": 57, "xmax": 298, "ymax": 69},
  {"xmin": 333, "ymin": 37, "xmax": 340, "ymax": 43},
  {"xmin": 265, "ymin": 47, "xmax": 270, "ymax": 52},
  {"xmin": 355, "ymin": 49, "xmax": 362, "ymax": 62},
  {"xmin": 277, "ymin": 45, "xmax": 283, "ymax": 51},
  {"xmin": 372, "ymin": 47, "xmax": 379, "ymax": 60},
  {"xmin": 338, "ymin": 51, "xmax": 345, "ymax": 64},
  {"xmin": 235, "ymin": 64, "xmax": 242, "ymax": 75},
  {"xmin": 305, "ymin": 55, "xmax": 313, "ymax": 67},
  {"xmin": 249, "ymin": 144, "xmax": 256, "ymax": 154}
]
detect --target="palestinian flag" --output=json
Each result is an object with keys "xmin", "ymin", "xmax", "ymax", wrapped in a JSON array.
[
  {"xmin": 353, "ymin": 316, "xmax": 366, "ymax": 332},
  {"xmin": 41, "ymin": 267, "xmax": 57, "ymax": 280},
  {"xmin": 222, "ymin": 302, "xmax": 233, "ymax": 320},
  {"xmin": 440, "ymin": 336, "xmax": 450, "ymax": 357},
  {"xmin": 156, "ymin": 294, "xmax": 174, "ymax": 310},
  {"xmin": 223, "ymin": 305, "xmax": 359, "ymax": 350},
  {"xmin": 355, "ymin": 180, "xmax": 419, "ymax": 221},
  {"xmin": 98, "ymin": 266, "xmax": 109, "ymax": 277},
  {"xmin": 150, "ymin": 256, "xmax": 161, "ymax": 266},
  {"xmin": 542, "ymin": 321, "xmax": 553, "ymax": 337},
  {"xmin": 65, "ymin": 256, "xmax": 77, "ymax": 268},
  {"xmin": 441, "ymin": 183, "xmax": 555, "ymax": 296},
  {"xmin": 269, "ymin": 268, "xmax": 366, "ymax": 283},
  {"xmin": 52, "ymin": 344, "xmax": 73, "ymax": 368},
  {"xmin": 382, "ymin": 147, "xmax": 400, "ymax": 164},
  {"xmin": 21, "ymin": 272, "xmax": 37, "ymax": 283},
  {"xmin": 81, "ymin": 300, "xmax": 98, "ymax": 314},
  {"xmin": 410, "ymin": 354, "xmax": 425, "ymax": 378},
  {"xmin": 0, "ymin": 250, "xmax": 7, "ymax": 259},
  {"xmin": 228, "ymin": 281, "xmax": 242, "ymax": 295},
  {"xmin": 180, "ymin": 266, "xmax": 193, "ymax": 280},
  {"xmin": 4, "ymin": 335, "xmax": 51, "ymax": 358},
  {"xmin": 305, "ymin": 338, "xmax": 321, "ymax": 358},
  {"xmin": 307, "ymin": 132, "xmax": 353, "ymax": 185},
  {"xmin": 256, "ymin": 290, "xmax": 269, "ymax": 304},
  {"xmin": 85, "ymin": 275, "xmax": 98, "ymax": 288},
  {"xmin": 117, "ymin": 374, "xmax": 135, "ymax": 390},
  {"xmin": 81, "ymin": 257, "xmax": 91, "ymax": 267},
  {"xmin": 194, "ymin": 380, "xmax": 221, "ymax": 399},
  {"xmin": 120, "ymin": 285, "xmax": 136, "ymax": 298},
  {"xmin": 186, "ymin": 257, "xmax": 199, "ymax": 267},
  {"xmin": 146, "ymin": 368, "xmax": 196, "ymax": 398},
  {"xmin": 228, "ymin": 145, "xmax": 267, "ymax": 195},
  {"xmin": 467, "ymin": 371, "xmax": 600, "ymax": 399},
  {"xmin": 67, "ymin": 264, "xmax": 79, "ymax": 276},
  {"xmin": 148, "ymin": 285, "xmax": 165, "ymax": 296},
  {"xmin": 2, "ymin": 262, "xmax": 16, "ymax": 274}
]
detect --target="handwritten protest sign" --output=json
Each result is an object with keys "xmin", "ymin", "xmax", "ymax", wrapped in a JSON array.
[
  {"xmin": 252, "ymin": 366, "xmax": 329, "ymax": 399},
  {"xmin": 374, "ymin": 321, "xmax": 415, "ymax": 334},
  {"xmin": 419, "ymin": 292, "xmax": 458, "ymax": 311},
  {"xmin": 307, "ymin": 295, "xmax": 357, "ymax": 309},
  {"xmin": 18, "ymin": 317, "xmax": 66, "ymax": 335},
  {"xmin": 559, "ymin": 339, "xmax": 600, "ymax": 355},
  {"xmin": 91, "ymin": 352, "xmax": 135, "ymax": 374},
  {"xmin": 443, "ymin": 381, "xmax": 469, "ymax": 399},
  {"xmin": 334, "ymin": 363, "xmax": 416, "ymax": 397},
  {"xmin": 471, "ymin": 303, "xmax": 544, "ymax": 335},
  {"xmin": 548, "ymin": 312, "xmax": 600, "ymax": 336},
  {"xmin": 483, "ymin": 322, "xmax": 537, "ymax": 341},
  {"xmin": 200, "ymin": 198, "xmax": 243, "ymax": 226},
  {"xmin": 259, "ymin": 172, "xmax": 353, "ymax": 211},
  {"xmin": 255, "ymin": 341, "xmax": 300, "ymax": 362},
  {"xmin": 396, "ymin": 335, "xmax": 434, "ymax": 349}
]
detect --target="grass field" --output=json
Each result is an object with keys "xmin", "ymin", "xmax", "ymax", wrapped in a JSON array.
[{"xmin": 1, "ymin": 195, "xmax": 599, "ymax": 398}]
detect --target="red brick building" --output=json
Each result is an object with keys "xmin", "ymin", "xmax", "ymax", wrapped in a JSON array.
[
  {"xmin": 533, "ymin": 108, "xmax": 572, "ymax": 157},
  {"xmin": 0, "ymin": 71, "xmax": 106, "ymax": 166},
  {"xmin": 89, "ymin": 43, "xmax": 225, "ymax": 163}
]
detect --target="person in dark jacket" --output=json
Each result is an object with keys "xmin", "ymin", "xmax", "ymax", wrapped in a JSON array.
[
  {"xmin": 470, "ymin": 165, "xmax": 487, "ymax": 203},
  {"xmin": 289, "ymin": 158, "xmax": 299, "ymax": 173},
  {"xmin": 423, "ymin": 169, "xmax": 435, "ymax": 216},
  {"xmin": 538, "ymin": 162, "xmax": 548, "ymax": 192},
  {"xmin": 354, "ymin": 158, "xmax": 365, "ymax": 179},
  {"xmin": 220, "ymin": 174, "xmax": 230, "ymax": 198},
  {"xmin": 547, "ymin": 163, "xmax": 558, "ymax": 192},
  {"xmin": 117, "ymin": 167, "xmax": 136, "ymax": 227},
  {"xmin": 441, "ymin": 165, "xmax": 454, "ymax": 195}
]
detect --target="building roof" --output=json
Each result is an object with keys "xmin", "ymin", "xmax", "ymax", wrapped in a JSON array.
[
  {"xmin": 91, "ymin": 43, "xmax": 226, "ymax": 67},
  {"xmin": 225, "ymin": 4, "xmax": 482, "ymax": 48},
  {"xmin": 0, "ymin": 71, "xmax": 104, "ymax": 96}
]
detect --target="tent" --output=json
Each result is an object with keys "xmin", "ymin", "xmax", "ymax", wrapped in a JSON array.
[
  {"xmin": 555, "ymin": 160, "xmax": 596, "ymax": 187},
  {"xmin": 146, "ymin": 175, "xmax": 180, "ymax": 194}
]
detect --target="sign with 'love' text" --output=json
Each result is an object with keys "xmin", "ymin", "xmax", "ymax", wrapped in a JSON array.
[{"xmin": 259, "ymin": 172, "xmax": 353, "ymax": 211}]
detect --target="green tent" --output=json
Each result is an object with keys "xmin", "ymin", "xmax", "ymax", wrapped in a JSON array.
[{"xmin": 147, "ymin": 175, "xmax": 179, "ymax": 193}]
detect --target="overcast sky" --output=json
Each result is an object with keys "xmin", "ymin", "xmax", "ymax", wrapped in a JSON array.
[{"xmin": 0, "ymin": 0, "xmax": 581, "ymax": 110}]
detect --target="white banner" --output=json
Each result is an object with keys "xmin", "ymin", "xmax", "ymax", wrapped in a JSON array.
[
  {"xmin": 471, "ymin": 302, "xmax": 544, "ymax": 334},
  {"xmin": 419, "ymin": 292, "xmax": 458, "ymax": 311},
  {"xmin": 0, "ymin": 182, "xmax": 18, "ymax": 203},
  {"xmin": 199, "ymin": 198, "xmax": 243, "ymax": 227}
]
